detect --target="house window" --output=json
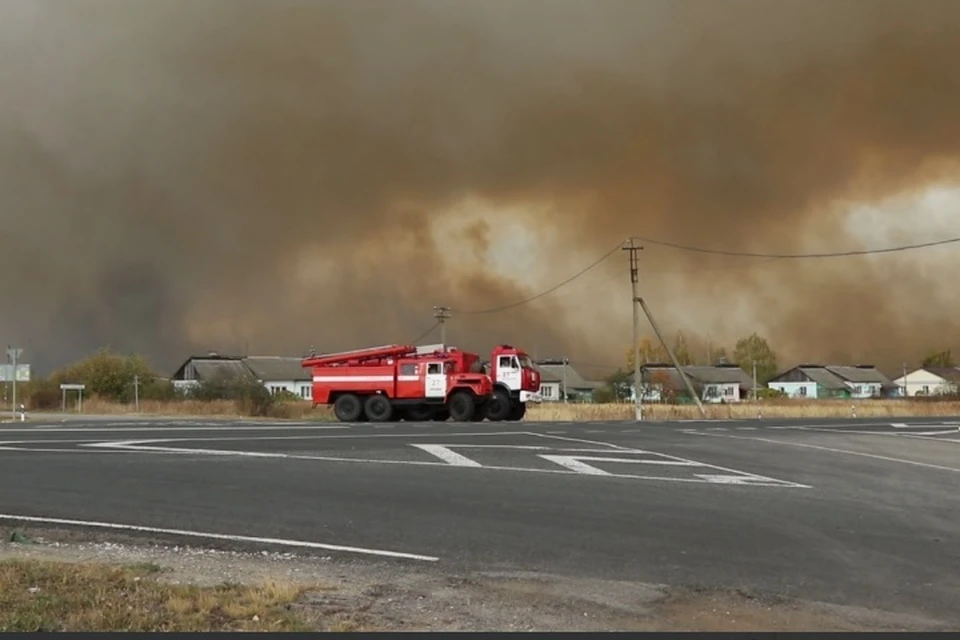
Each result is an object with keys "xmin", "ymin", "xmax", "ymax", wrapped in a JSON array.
[
  {"xmin": 724, "ymin": 386, "xmax": 734, "ymax": 396},
  {"xmin": 799, "ymin": 386, "xmax": 807, "ymax": 397},
  {"xmin": 541, "ymin": 385, "xmax": 554, "ymax": 398},
  {"xmin": 854, "ymin": 385, "xmax": 862, "ymax": 395},
  {"xmin": 300, "ymin": 386, "xmax": 311, "ymax": 399}
]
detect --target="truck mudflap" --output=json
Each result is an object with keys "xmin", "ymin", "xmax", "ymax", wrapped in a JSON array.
[{"xmin": 519, "ymin": 390, "xmax": 542, "ymax": 404}]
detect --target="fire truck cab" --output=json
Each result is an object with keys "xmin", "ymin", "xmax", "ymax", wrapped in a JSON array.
[{"xmin": 413, "ymin": 343, "xmax": 542, "ymax": 421}]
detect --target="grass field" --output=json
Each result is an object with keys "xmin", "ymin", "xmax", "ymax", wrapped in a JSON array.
[
  {"xmin": 525, "ymin": 399, "xmax": 960, "ymax": 421},
  {"xmin": 0, "ymin": 559, "xmax": 313, "ymax": 632},
  {"xmin": 28, "ymin": 397, "xmax": 960, "ymax": 421}
]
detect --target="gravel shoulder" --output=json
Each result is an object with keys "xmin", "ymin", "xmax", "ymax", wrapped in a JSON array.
[{"xmin": 0, "ymin": 527, "xmax": 952, "ymax": 632}]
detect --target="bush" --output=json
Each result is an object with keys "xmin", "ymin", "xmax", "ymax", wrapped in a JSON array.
[
  {"xmin": 186, "ymin": 378, "xmax": 276, "ymax": 417},
  {"xmin": 50, "ymin": 349, "xmax": 158, "ymax": 403}
]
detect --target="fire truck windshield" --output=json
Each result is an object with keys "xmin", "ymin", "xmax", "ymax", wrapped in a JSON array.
[{"xmin": 518, "ymin": 355, "xmax": 534, "ymax": 369}]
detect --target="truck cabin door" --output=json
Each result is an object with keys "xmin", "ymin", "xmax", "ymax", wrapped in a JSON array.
[
  {"xmin": 424, "ymin": 362, "xmax": 447, "ymax": 398},
  {"xmin": 497, "ymin": 354, "xmax": 521, "ymax": 391}
]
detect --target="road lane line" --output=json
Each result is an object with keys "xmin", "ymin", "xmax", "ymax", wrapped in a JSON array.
[
  {"xmin": 0, "ymin": 514, "xmax": 438, "ymax": 562},
  {"xmin": 539, "ymin": 455, "xmax": 611, "ymax": 475},
  {"xmin": 410, "ymin": 444, "xmax": 483, "ymax": 467},
  {"xmin": 696, "ymin": 431, "xmax": 960, "ymax": 473}
]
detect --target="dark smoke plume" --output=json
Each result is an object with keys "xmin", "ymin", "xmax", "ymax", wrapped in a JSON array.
[{"xmin": 2, "ymin": 0, "xmax": 960, "ymax": 375}]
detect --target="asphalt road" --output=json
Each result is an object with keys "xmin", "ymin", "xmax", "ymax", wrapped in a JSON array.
[{"xmin": 1, "ymin": 414, "xmax": 959, "ymax": 624}]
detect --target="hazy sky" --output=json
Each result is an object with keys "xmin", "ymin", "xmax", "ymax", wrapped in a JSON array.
[{"xmin": 2, "ymin": 0, "xmax": 960, "ymax": 375}]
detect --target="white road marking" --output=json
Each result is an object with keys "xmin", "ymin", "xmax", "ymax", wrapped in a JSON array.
[
  {"xmin": 892, "ymin": 423, "xmax": 909, "ymax": 428},
  {"xmin": 0, "ymin": 425, "xmax": 350, "ymax": 433},
  {"xmin": 539, "ymin": 455, "xmax": 611, "ymax": 475},
  {"xmin": 696, "ymin": 431, "xmax": 960, "ymax": 473},
  {"xmin": 0, "ymin": 514, "xmax": 437, "ymax": 561},
  {"xmin": 410, "ymin": 444, "xmax": 483, "ymax": 467},
  {"xmin": 82, "ymin": 438, "xmax": 807, "ymax": 487}
]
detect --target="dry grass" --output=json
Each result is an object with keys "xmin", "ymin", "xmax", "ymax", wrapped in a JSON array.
[
  {"xmin": 32, "ymin": 397, "xmax": 960, "ymax": 422},
  {"xmin": 43, "ymin": 398, "xmax": 335, "ymax": 421},
  {"xmin": 0, "ymin": 559, "xmax": 313, "ymax": 632},
  {"xmin": 525, "ymin": 399, "xmax": 960, "ymax": 421}
]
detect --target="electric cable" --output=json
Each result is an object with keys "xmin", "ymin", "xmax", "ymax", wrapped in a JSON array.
[
  {"xmin": 455, "ymin": 241, "xmax": 624, "ymax": 315},
  {"xmin": 410, "ymin": 321, "xmax": 440, "ymax": 344},
  {"xmin": 633, "ymin": 234, "xmax": 960, "ymax": 259}
]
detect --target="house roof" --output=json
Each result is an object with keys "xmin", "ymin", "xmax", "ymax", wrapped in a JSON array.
[
  {"xmin": 641, "ymin": 364, "xmax": 753, "ymax": 389},
  {"xmin": 772, "ymin": 364, "xmax": 896, "ymax": 390},
  {"xmin": 798, "ymin": 367, "xmax": 848, "ymax": 391},
  {"xmin": 916, "ymin": 366, "xmax": 960, "ymax": 383},
  {"xmin": 173, "ymin": 357, "xmax": 256, "ymax": 383},
  {"xmin": 825, "ymin": 365, "xmax": 892, "ymax": 384},
  {"xmin": 243, "ymin": 356, "xmax": 310, "ymax": 382},
  {"xmin": 534, "ymin": 362, "xmax": 603, "ymax": 390}
]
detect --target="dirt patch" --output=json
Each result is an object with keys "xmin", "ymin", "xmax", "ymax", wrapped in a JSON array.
[{"xmin": 0, "ymin": 529, "xmax": 951, "ymax": 632}]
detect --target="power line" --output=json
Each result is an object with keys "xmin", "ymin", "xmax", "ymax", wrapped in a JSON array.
[
  {"xmin": 455, "ymin": 241, "xmax": 624, "ymax": 315},
  {"xmin": 410, "ymin": 321, "xmax": 440, "ymax": 344},
  {"xmin": 633, "ymin": 234, "xmax": 960, "ymax": 259}
]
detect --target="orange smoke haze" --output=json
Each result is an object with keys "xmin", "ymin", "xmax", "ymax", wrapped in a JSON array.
[{"xmin": 2, "ymin": 0, "xmax": 960, "ymax": 376}]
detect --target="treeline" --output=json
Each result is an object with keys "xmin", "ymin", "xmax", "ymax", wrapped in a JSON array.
[{"xmin": 10, "ymin": 349, "xmax": 303, "ymax": 417}]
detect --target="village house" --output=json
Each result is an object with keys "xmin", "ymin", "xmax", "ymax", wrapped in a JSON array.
[
  {"xmin": 892, "ymin": 366, "xmax": 960, "ymax": 397},
  {"xmin": 171, "ymin": 352, "xmax": 311, "ymax": 398},
  {"xmin": 534, "ymin": 359, "xmax": 604, "ymax": 403},
  {"xmin": 629, "ymin": 363, "xmax": 755, "ymax": 404},
  {"xmin": 766, "ymin": 364, "xmax": 898, "ymax": 399}
]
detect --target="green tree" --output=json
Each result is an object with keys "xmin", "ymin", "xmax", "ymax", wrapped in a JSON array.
[
  {"xmin": 733, "ymin": 333, "xmax": 778, "ymax": 384},
  {"xmin": 922, "ymin": 349, "xmax": 955, "ymax": 367},
  {"xmin": 625, "ymin": 338, "xmax": 669, "ymax": 370},
  {"xmin": 598, "ymin": 368, "xmax": 633, "ymax": 402},
  {"xmin": 672, "ymin": 331, "xmax": 693, "ymax": 366},
  {"xmin": 709, "ymin": 346, "xmax": 729, "ymax": 364}
]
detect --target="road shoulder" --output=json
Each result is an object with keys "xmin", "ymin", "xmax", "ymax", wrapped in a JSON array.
[{"xmin": 0, "ymin": 528, "xmax": 949, "ymax": 632}]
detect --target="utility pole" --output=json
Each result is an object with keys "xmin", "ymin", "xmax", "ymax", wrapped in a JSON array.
[
  {"xmin": 635, "ymin": 295, "xmax": 706, "ymax": 417},
  {"xmin": 902, "ymin": 361, "xmax": 908, "ymax": 398},
  {"xmin": 623, "ymin": 238, "xmax": 644, "ymax": 420},
  {"xmin": 752, "ymin": 360, "xmax": 758, "ymax": 401},
  {"xmin": 134, "ymin": 375, "xmax": 140, "ymax": 412},
  {"xmin": 7, "ymin": 347, "xmax": 22, "ymax": 420},
  {"xmin": 432, "ymin": 306, "xmax": 451, "ymax": 346},
  {"xmin": 562, "ymin": 356, "xmax": 568, "ymax": 404}
]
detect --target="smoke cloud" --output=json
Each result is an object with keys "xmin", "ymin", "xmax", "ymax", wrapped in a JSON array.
[{"xmin": 2, "ymin": 0, "xmax": 960, "ymax": 375}]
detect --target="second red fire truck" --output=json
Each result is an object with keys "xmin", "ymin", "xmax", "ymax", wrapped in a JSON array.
[{"xmin": 301, "ymin": 343, "xmax": 542, "ymax": 422}]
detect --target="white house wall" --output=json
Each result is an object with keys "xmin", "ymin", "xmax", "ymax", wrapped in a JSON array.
[
  {"xmin": 263, "ymin": 381, "xmax": 313, "ymax": 399},
  {"xmin": 892, "ymin": 371, "xmax": 956, "ymax": 397},
  {"xmin": 846, "ymin": 383, "xmax": 882, "ymax": 399},
  {"xmin": 768, "ymin": 381, "xmax": 818, "ymax": 398},
  {"xmin": 539, "ymin": 382, "xmax": 562, "ymax": 402}
]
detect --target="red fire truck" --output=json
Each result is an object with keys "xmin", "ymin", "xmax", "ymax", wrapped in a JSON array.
[
  {"xmin": 301, "ymin": 344, "xmax": 494, "ymax": 422},
  {"xmin": 413, "ymin": 343, "xmax": 542, "ymax": 421}
]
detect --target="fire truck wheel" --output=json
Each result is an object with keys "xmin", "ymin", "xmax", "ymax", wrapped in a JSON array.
[
  {"xmin": 447, "ymin": 391, "xmax": 476, "ymax": 422},
  {"xmin": 484, "ymin": 389, "xmax": 511, "ymax": 422},
  {"xmin": 364, "ymin": 394, "xmax": 393, "ymax": 422},
  {"xmin": 507, "ymin": 401, "xmax": 527, "ymax": 421},
  {"xmin": 333, "ymin": 394, "xmax": 363, "ymax": 422}
]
